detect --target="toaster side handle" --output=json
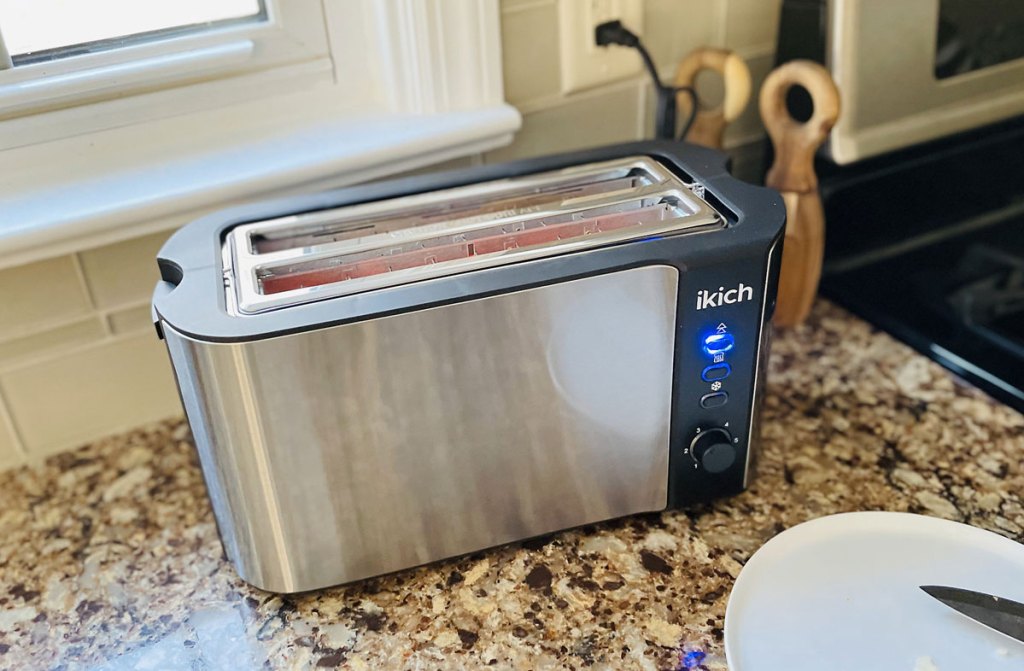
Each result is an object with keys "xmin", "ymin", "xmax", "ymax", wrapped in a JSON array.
[{"xmin": 152, "ymin": 281, "xmax": 174, "ymax": 340}]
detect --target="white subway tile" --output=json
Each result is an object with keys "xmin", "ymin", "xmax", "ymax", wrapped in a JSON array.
[
  {"xmin": 0, "ymin": 256, "xmax": 92, "ymax": 340},
  {"xmin": 0, "ymin": 317, "xmax": 107, "ymax": 369},
  {"xmin": 0, "ymin": 408, "xmax": 23, "ymax": 471},
  {"xmin": 725, "ymin": 0, "xmax": 783, "ymax": 52},
  {"xmin": 644, "ymin": 0, "xmax": 723, "ymax": 71},
  {"xmin": 501, "ymin": 2, "xmax": 562, "ymax": 106},
  {"xmin": 485, "ymin": 83, "xmax": 642, "ymax": 162},
  {"xmin": 79, "ymin": 231, "xmax": 172, "ymax": 308},
  {"xmin": 2, "ymin": 334, "xmax": 181, "ymax": 458},
  {"xmin": 107, "ymin": 305, "xmax": 155, "ymax": 336}
]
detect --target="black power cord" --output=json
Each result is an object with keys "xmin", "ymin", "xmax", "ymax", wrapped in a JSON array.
[{"xmin": 595, "ymin": 20, "xmax": 698, "ymax": 141}]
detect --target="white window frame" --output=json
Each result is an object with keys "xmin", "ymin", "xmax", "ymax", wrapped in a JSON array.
[
  {"xmin": 0, "ymin": 0, "xmax": 332, "ymax": 146},
  {"xmin": 0, "ymin": 0, "xmax": 520, "ymax": 269}
]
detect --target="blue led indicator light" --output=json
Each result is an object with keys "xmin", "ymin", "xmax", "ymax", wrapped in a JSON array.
[
  {"xmin": 681, "ymin": 650, "xmax": 707, "ymax": 668},
  {"xmin": 703, "ymin": 332, "xmax": 735, "ymax": 355}
]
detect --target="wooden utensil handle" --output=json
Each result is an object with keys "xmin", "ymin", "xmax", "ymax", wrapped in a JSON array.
[
  {"xmin": 760, "ymin": 60, "xmax": 840, "ymax": 194},
  {"xmin": 774, "ymin": 192, "xmax": 826, "ymax": 326},
  {"xmin": 673, "ymin": 47, "xmax": 751, "ymax": 148},
  {"xmin": 760, "ymin": 60, "xmax": 840, "ymax": 327}
]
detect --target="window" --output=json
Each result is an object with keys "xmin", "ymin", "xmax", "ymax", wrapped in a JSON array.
[
  {"xmin": 0, "ymin": 0, "xmax": 331, "ymax": 142},
  {"xmin": 0, "ymin": 0, "xmax": 267, "ymax": 65},
  {"xmin": 934, "ymin": 0, "xmax": 1024, "ymax": 79},
  {"xmin": 0, "ymin": 1, "xmax": 519, "ymax": 269}
]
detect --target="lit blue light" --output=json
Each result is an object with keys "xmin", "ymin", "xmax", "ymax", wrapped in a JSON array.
[
  {"xmin": 682, "ymin": 650, "xmax": 706, "ymax": 668},
  {"xmin": 703, "ymin": 332, "xmax": 735, "ymax": 355}
]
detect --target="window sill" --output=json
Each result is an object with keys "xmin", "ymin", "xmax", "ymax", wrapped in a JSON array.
[{"xmin": 0, "ymin": 89, "xmax": 521, "ymax": 269}]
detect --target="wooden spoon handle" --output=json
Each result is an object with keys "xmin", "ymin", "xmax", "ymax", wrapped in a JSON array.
[
  {"xmin": 760, "ymin": 60, "xmax": 840, "ymax": 194},
  {"xmin": 673, "ymin": 48, "xmax": 752, "ymax": 148},
  {"xmin": 774, "ymin": 192, "xmax": 826, "ymax": 326},
  {"xmin": 760, "ymin": 60, "xmax": 840, "ymax": 327}
]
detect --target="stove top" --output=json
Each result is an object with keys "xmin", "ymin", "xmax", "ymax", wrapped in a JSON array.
[
  {"xmin": 945, "ymin": 242, "xmax": 1024, "ymax": 360},
  {"xmin": 819, "ymin": 116, "xmax": 1024, "ymax": 411}
]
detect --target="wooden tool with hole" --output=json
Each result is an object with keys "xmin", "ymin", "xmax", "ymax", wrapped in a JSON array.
[
  {"xmin": 759, "ymin": 60, "xmax": 840, "ymax": 327},
  {"xmin": 674, "ymin": 47, "xmax": 752, "ymax": 148}
]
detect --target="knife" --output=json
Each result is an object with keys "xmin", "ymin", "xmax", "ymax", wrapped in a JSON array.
[{"xmin": 921, "ymin": 585, "xmax": 1024, "ymax": 644}]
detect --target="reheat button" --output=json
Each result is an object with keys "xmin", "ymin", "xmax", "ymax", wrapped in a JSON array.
[{"xmin": 701, "ymin": 363, "xmax": 731, "ymax": 381}]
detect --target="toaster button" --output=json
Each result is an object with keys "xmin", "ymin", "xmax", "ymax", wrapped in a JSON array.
[
  {"xmin": 702, "ymin": 332, "xmax": 735, "ymax": 355},
  {"xmin": 699, "ymin": 391, "xmax": 729, "ymax": 408},
  {"xmin": 701, "ymin": 363, "xmax": 732, "ymax": 381}
]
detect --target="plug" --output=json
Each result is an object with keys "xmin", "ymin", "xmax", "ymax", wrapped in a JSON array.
[
  {"xmin": 595, "ymin": 20, "xmax": 675, "ymax": 139},
  {"xmin": 594, "ymin": 18, "xmax": 698, "ymax": 141},
  {"xmin": 595, "ymin": 20, "xmax": 639, "ymax": 49}
]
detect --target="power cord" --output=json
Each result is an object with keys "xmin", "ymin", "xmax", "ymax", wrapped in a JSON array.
[{"xmin": 595, "ymin": 20, "xmax": 698, "ymax": 141}]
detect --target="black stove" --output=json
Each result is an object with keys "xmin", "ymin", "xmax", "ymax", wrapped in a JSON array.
[
  {"xmin": 819, "ymin": 115, "xmax": 1024, "ymax": 411},
  {"xmin": 944, "ymin": 241, "xmax": 1024, "ymax": 361}
]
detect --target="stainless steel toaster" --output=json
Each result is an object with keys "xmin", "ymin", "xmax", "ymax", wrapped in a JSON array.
[{"xmin": 153, "ymin": 142, "xmax": 785, "ymax": 593}]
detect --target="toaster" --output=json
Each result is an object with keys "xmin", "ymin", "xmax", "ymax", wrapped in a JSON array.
[{"xmin": 153, "ymin": 142, "xmax": 785, "ymax": 593}]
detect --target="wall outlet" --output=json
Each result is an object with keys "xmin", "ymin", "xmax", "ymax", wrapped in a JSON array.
[{"xmin": 558, "ymin": 0, "xmax": 644, "ymax": 95}]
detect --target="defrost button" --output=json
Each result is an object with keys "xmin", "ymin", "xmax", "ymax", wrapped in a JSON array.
[{"xmin": 699, "ymin": 391, "xmax": 728, "ymax": 408}]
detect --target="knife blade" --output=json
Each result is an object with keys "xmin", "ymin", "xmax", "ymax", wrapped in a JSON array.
[{"xmin": 921, "ymin": 585, "xmax": 1024, "ymax": 644}]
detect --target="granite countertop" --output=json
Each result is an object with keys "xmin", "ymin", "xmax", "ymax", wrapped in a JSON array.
[{"xmin": 0, "ymin": 301, "xmax": 1022, "ymax": 670}]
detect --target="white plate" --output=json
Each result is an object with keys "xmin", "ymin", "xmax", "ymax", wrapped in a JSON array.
[{"xmin": 725, "ymin": 512, "xmax": 1024, "ymax": 671}]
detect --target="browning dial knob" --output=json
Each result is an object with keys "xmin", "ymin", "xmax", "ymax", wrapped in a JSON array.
[{"xmin": 689, "ymin": 428, "xmax": 736, "ymax": 473}]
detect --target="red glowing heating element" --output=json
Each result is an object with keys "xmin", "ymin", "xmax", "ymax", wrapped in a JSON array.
[{"xmin": 259, "ymin": 208, "xmax": 656, "ymax": 295}]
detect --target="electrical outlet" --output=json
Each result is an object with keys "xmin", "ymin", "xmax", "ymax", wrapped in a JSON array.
[{"xmin": 558, "ymin": 0, "xmax": 644, "ymax": 94}]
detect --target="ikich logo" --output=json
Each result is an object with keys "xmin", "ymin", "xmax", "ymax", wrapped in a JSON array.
[{"xmin": 696, "ymin": 283, "xmax": 753, "ymax": 310}]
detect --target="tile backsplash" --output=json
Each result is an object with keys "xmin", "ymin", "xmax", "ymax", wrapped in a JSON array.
[
  {"xmin": 493, "ymin": 0, "xmax": 781, "ymax": 162},
  {"xmin": 0, "ymin": 256, "xmax": 93, "ymax": 341},
  {"xmin": 0, "ymin": 0, "xmax": 783, "ymax": 467},
  {"xmin": 78, "ymin": 232, "xmax": 171, "ymax": 308},
  {"xmin": 0, "ymin": 232, "xmax": 179, "ymax": 465},
  {"xmin": 2, "ymin": 333, "xmax": 179, "ymax": 458}
]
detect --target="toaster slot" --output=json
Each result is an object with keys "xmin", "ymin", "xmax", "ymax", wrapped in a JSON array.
[
  {"xmin": 250, "ymin": 172, "xmax": 653, "ymax": 255},
  {"xmin": 257, "ymin": 199, "xmax": 688, "ymax": 295},
  {"xmin": 224, "ymin": 156, "xmax": 724, "ymax": 314}
]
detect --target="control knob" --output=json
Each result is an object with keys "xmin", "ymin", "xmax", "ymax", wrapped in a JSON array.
[{"xmin": 689, "ymin": 428, "xmax": 736, "ymax": 473}]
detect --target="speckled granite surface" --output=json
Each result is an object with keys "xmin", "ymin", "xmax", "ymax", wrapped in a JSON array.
[{"xmin": 0, "ymin": 301, "xmax": 1022, "ymax": 670}]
